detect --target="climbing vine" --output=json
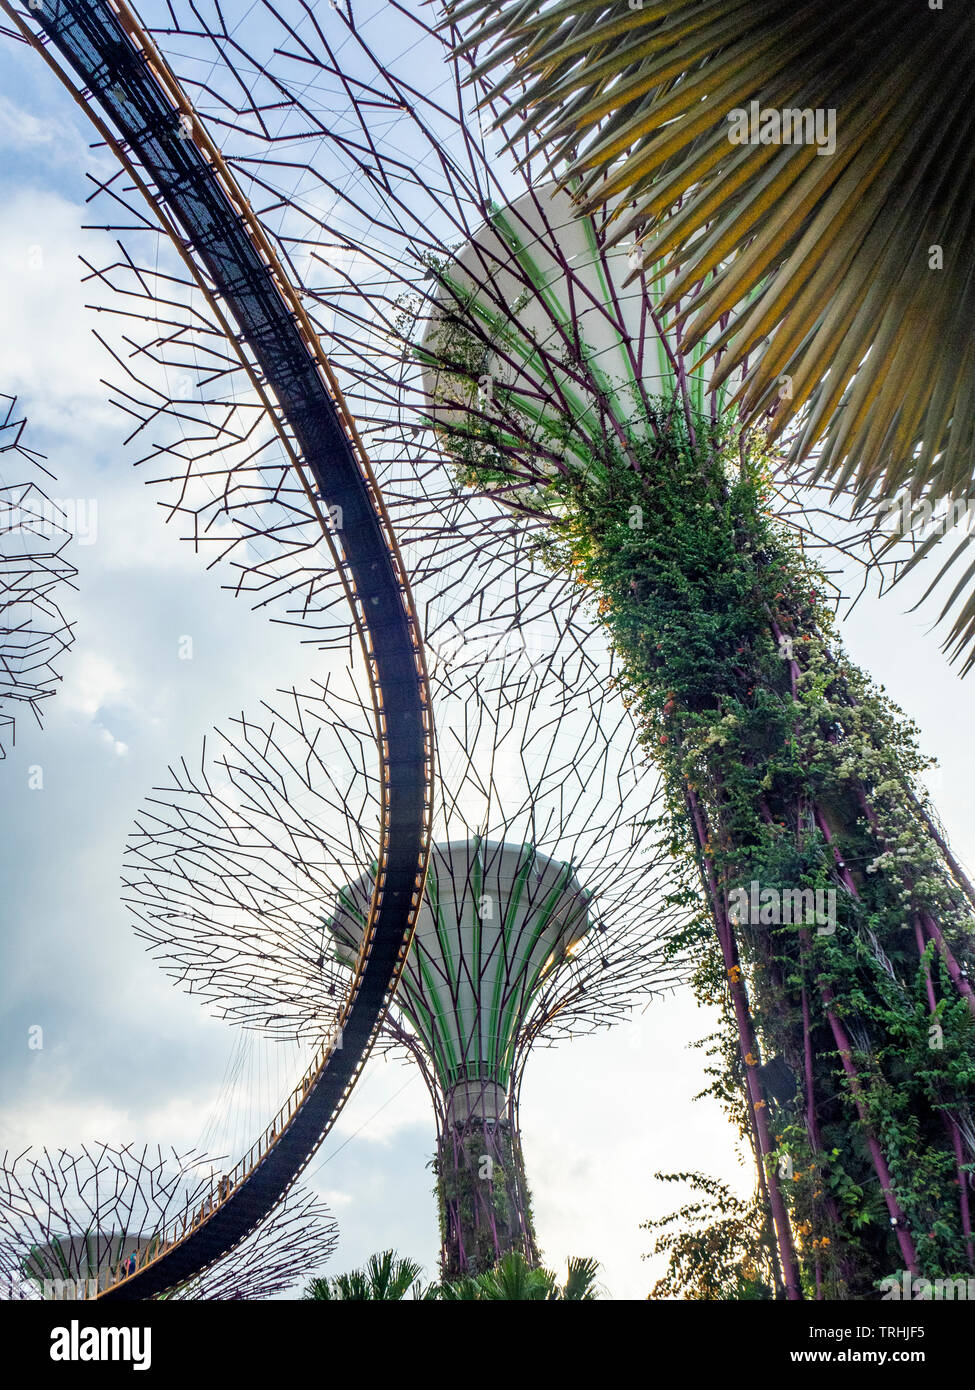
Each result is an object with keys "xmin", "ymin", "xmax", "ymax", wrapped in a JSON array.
[
  {"xmin": 448, "ymin": 393, "xmax": 975, "ymax": 1299},
  {"xmin": 643, "ymin": 1171, "xmax": 776, "ymax": 1300},
  {"xmin": 434, "ymin": 1116, "xmax": 538, "ymax": 1279}
]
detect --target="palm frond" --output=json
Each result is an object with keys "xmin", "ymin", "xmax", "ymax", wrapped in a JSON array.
[{"xmin": 448, "ymin": 0, "xmax": 975, "ymax": 665}]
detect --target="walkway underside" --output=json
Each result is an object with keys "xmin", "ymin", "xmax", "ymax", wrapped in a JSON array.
[{"xmin": 4, "ymin": 0, "xmax": 432, "ymax": 1299}]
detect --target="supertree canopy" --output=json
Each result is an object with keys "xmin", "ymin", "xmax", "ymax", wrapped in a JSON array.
[
  {"xmin": 0, "ymin": 1142, "xmax": 336, "ymax": 1301},
  {"xmin": 0, "ymin": 394, "xmax": 76, "ymax": 758},
  {"xmin": 416, "ymin": 181, "xmax": 734, "ymax": 458},
  {"xmin": 124, "ymin": 645, "xmax": 684, "ymax": 1276}
]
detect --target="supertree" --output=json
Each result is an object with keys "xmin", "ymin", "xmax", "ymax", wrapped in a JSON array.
[
  {"xmin": 64, "ymin": 0, "xmax": 975, "ymax": 1299},
  {"xmin": 0, "ymin": 1142, "xmax": 337, "ymax": 1300},
  {"xmin": 411, "ymin": 179, "xmax": 975, "ymax": 1299},
  {"xmin": 0, "ymin": 393, "xmax": 76, "ymax": 758},
  {"xmin": 123, "ymin": 646, "xmax": 685, "ymax": 1277}
]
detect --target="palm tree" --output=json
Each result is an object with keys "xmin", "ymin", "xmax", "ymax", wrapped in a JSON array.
[
  {"xmin": 302, "ymin": 1250, "xmax": 436, "ymax": 1301},
  {"xmin": 441, "ymin": 1251, "xmax": 601, "ymax": 1300},
  {"xmin": 303, "ymin": 1250, "xmax": 600, "ymax": 1300},
  {"xmin": 560, "ymin": 1256, "xmax": 602, "ymax": 1301},
  {"xmin": 446, "ymin": 0, "xmax": 975, "ymax": 667}
]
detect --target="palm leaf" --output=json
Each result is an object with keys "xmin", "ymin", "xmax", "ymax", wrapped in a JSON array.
[{"xmin": 447, "ymin": 0, "xmax": 975, "ymax": 665}]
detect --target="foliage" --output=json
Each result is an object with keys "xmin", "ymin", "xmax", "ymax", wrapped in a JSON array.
[
  {"xmin": 302, "ymin": 1250, "xmax": 437, "ymax": 1301},
  {"xmin": 452, "ymin": 387, "xmax": 975, "ymax": 1296},
  {"xmin": 440, "ymin": 1250, "xmax": 601, "ymax": 1300},
  {"xmin": 304, "ymin": 1249, "xmax": 600, "ymax": 1301},
  {"xmin": 644, "ymin": 1172, "xmax": 775, "ymax": 1300},
  {"xmin": 434, "ymin": 1120, "xmax": 538, "ymax": 1279},
  {"xmin": 445, "ymin": 0, "xmax": 975, "ymax": 667}
]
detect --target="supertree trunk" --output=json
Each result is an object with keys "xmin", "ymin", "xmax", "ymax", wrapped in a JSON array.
[
  {"xmin": 435, "ymin": 1084, "xmax": 538, "ymax": 1280},
  {"xmin": 443, "ymin": 386, "xmax": 975, "ymax": 1296},
  {"xmin": 532, "ymin": 406, "xmax": 975, "ymax": 1299}
]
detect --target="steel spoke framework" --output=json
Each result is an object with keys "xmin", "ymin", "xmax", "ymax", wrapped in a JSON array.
[
  {"xmin": 123, "ymin": 644, "xmax": 688, "ymax": 1274},
  {"xmin": 125, "ymin": 648, "xmax": 684, "ymax": 1042},
  {"xmin": 0, "ymin": 394, "xmax": 76, "ymax": 759},
  {"xmin": 0, "ymin": 1143, "xmax": 336, "ymax": 1301}
]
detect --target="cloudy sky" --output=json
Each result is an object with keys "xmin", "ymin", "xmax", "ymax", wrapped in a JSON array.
[{"xmin": 2, "ymin": 12, "xmax": 974, "ymax": 1301}]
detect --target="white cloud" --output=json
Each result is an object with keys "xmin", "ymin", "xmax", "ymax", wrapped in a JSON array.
[
  {"xmin": 0, "ymin": 1096, "xmax": 133, "ymax": 1151},
  {"xmin": 331, "ymin": 1059, "xmax": 429, "ymax": 1147},
  {"xmin": 0, "ymin": 95, "xmax": 59, "ymax": 150},
  {"xmin": 60, "ymin": 650, "xmax": 130, "ymax": 718},
  {"xmin": 0, "ymin": 189, "xmax": 118, "ymax": 429},
  {"xmin": 318, "ymin": 1188, "xmax": 354, "ymax": 1208},
  {"xmin": 99, "ymin": 727, "xmax": 129, "ymax": 757}
]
